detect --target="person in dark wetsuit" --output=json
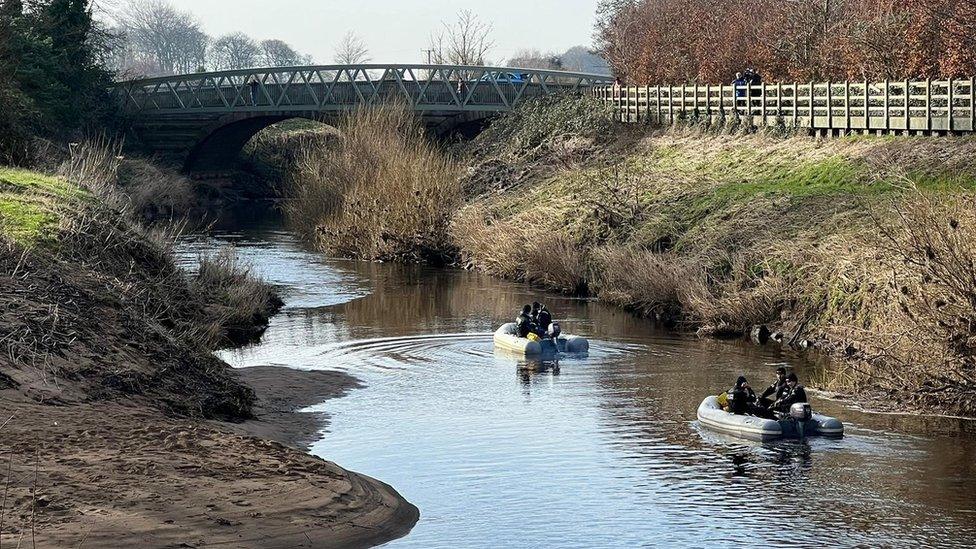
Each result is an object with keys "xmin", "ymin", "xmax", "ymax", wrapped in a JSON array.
[
  {"xmin": 772, "ymin": 373, "xmax": 808, "ymax": 413},
  {"xmin": 516, "ymin": 304, "xmax": 536, "ymax": 338},
  {"xmin": 536, "ymin": 305, "xmax": 553, "ymax": 335},
  {"xmin": 758, "ymin": 366, "xmax": 789, "ymax": 408},
  {"xmin": 727, "ymin": 376, "xmax": 757, "ymax": 415}
]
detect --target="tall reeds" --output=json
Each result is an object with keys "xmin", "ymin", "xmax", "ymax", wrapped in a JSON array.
[{"xmin": 284, "ymin": 104, "xmax": 461, "ymax": 262}]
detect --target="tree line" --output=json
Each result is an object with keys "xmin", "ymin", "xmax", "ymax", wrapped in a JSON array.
[
  {"xmin": 595, "ymin": 0, "xmax": 976, "ymax": 84},
  {"xmin": 0, "ymin": 0, "xmax": 112, "ymax": 163},
  {"xmin": 109, "ymin": 0, "xmax": 311, "ymax": 77}
]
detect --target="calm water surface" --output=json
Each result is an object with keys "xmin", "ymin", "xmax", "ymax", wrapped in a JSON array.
[{"xmin": 177, "ymin": 226, "xmax": 976, "ymax": 549}]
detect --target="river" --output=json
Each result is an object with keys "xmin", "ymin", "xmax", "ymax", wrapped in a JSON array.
[{"xmin": 176, "ymin": 223, "xmax": 976, "ymax": 548}]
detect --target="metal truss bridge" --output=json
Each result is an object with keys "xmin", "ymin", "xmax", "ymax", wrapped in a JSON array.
[{"xmin": 112, "ymin": 64, "xmax": 612, "ymax": 171}]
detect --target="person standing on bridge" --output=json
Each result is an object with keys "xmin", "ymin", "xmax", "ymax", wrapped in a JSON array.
[{"xmin": 248, "ymin": 75, "xmax": 260, "ymax": 106}]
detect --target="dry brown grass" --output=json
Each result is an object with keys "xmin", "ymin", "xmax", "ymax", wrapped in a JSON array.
[
  {"xmin": 192, "ymin": 249, "xmax": 283, "ymax": 348},
  {"xmin": 284, "ymin": 104, "xmax": 460, "ymax": 262},
  {"xmin": 56, "ymin": 136, "xmax": 196, "ymax": 219},
  {"xmin": 590, "ymin": 246, "xmax": 693, "ymax": 322},
  {"xmin": 816, "ymin": 191, "xmax": 976, "ymax": 413}
]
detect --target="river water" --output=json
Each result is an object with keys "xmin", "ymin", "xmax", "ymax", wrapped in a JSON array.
[{"xmin": 177, "ymin": 225, "xmax": 976, "ymax": 549}]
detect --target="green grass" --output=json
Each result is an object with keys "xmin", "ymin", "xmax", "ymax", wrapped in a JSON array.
[{"xmin": 0, "ymin": 168, "xmax": 89, "ymax": 245}]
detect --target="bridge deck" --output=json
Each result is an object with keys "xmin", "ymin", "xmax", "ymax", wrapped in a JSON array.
[{"xmin": 114, "ymin": 64, "xmax": 613, "ymax": 115}]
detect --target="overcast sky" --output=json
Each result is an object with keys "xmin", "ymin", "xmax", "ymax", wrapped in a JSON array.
[{"xmin": 161, "ymin": 0, "xmax": 601, "ymax": 65}]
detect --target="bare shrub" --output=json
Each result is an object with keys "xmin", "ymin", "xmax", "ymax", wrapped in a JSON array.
[
  {"xmin": 58, "ymin": 137, "xmax": 125, "ymax": 206},
  {"xmin": 590, "ymin": 246, "xmax": 696, "ymax": 323},
  {"xmin": 56, "ymin": 137, "xmax": 196, "ymax": 220},
  {"xmin": 117, "ymin": 158, "xmax": 196, "ymax": 219},
  {"xmin": 284, "ymin": 103, "xmax": 461, "ymax": 262},
  {"xmin": 843, "ymin": 191, "xmax": 976, "ymax": 412},
  {"xmin": 192, "ymin": 248, "xmax": 283, "ymax": 348},
  {"xmin": 524, "ymin": 233, "xmax": 589, "ymax": 295},
  {"xmin": 451, "ymin": 204, "xmax": 556, "ymax": 279}
]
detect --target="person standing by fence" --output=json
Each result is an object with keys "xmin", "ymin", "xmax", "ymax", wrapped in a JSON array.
[
  {"xmin": 733, "ymin": 72, "xmax": 747, "ymax": 114},
  {"xmin": 746, "ymin": 68, "xmax": 762, "ymax": 111}
]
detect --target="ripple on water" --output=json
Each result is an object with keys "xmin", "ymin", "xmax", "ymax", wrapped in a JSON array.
[{"xmin": 177, "ymin": 228, "xmax": 976, "ymax": 549}]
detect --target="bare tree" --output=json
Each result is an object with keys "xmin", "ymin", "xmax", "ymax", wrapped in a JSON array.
[
  {"xmin": 507, "ymin": 49, "xmax": 562, "ymax": 70},
  {"xmin": 114, "ymin": 0, "xmax": 208, "ymax": 76},
  {"xmin": 260, "ymin": 39, "xmax": 310, "ymax": 67},
  {"xmin": 333, "ymin": 31, "xmax": 370, "ymax": 65},
  {"xmin": 560, "ymin": 45, "xmax": 611, "ymax": 74},
  {"xmin": 210, "ymin": 32, "xmax": 259, "ymax": 70},
  {"xmin": 428, "ymin": 9, "xmax": 494, "ymax": 66}
]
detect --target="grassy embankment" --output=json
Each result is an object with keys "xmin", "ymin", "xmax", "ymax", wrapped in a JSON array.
[
  {"xmin": 0, "ymin": 155, "xmax": 280, "ymax": 414},
  {"xmin": 0, "ymin": 153, "xmax": 422, "ymax": 548},
  {"xmin": 275, "ymin": 97, "xmax": 976, "ymax": 416}
]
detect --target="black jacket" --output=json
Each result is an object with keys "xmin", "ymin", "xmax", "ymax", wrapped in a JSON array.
[
  {"xmin": 775, "ymin": 385, "xmax": 808, "ymax": 411},
  {"xmin": 760, "ymin": 379, "xmax": 788, "ymax": 401},
  {"xmin": 728, "ymin": 385, "xmax": 757, "ymax": 414},
  {"xmin": 515, "ymin": 313, "xmax": 535, "ymax": 338},
  {"xmin": 537, "ymin": 309, "xmax": 553, "ymax": 330}
]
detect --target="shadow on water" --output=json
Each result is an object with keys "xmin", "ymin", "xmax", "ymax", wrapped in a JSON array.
[{"xmin": 176, "ymin": 225, "xmax": 976, "ymax": 549}]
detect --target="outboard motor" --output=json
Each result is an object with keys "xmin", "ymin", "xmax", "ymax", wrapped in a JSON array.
[{"xmin": 790, "ymin": 402, "xmax": 812, "ymax": 438}]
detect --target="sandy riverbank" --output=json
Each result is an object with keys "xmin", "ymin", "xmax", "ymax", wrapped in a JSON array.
[{"xmin": 0, "ymin": 366, "xmax": 418, "ymax": 548}]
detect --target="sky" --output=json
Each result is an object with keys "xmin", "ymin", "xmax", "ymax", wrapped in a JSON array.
[{"xmin": 162, "ymin": 0, "xmax": 602, "ymax": 65}]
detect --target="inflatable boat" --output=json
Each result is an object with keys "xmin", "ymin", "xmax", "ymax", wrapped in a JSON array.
[
  {"xmin": 697, "ymin": 395, "xmax": 843, "ymax": 441},
  {"xmin": 493, "ymin": 323, "xmax": 589, "ymax": 356}
]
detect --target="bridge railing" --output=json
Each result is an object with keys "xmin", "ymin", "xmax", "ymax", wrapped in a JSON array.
[
  {"xmin": 113, "ymin": 64, "xmax": 614, "ymax": 114},
  {"xmin": 594, "ymin": 78, "xmax": 976, "ymax": 134}
]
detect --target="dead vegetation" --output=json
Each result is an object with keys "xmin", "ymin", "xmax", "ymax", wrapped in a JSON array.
[
  {"xmin": 449, "ymin": 99, "xmax": 976, "ymax": 414},
  {"xmin": 284, "ymin": 104, "xmax": 460, "ymax": 262},
  {"xmin": 0, "ymin": 161, "xmax": 281, "ymax": 418},
  {"xmin": 193, "ymin": 249, "xmax": 284, "ymax": 348}
]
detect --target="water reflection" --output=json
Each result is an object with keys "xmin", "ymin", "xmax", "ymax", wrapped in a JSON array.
[{"xmin": 176, "ymin": 227, "xmax": 976, "ymax": 548}]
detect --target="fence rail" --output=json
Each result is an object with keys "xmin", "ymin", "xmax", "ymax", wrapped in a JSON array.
[{"xmin": 594, "ymin": 78, "xmax": 976, "ymax": 134}]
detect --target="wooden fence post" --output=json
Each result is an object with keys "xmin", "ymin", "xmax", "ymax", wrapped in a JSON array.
[
  {"xmin": 904, "ymin": 79, "xmax": 910, "ymax": 132},
  {"xmin": 926, "ymin": 78, "xmax": 932, "ymax": 133},
  {"xmin": 776, "ymin": 82, "xmax": 782, "ymax": 120},
  {"xmin": 791, "ymin": 83, "xmax": 797, "ymax": 127},
  {"xmin": 826, "ymin": 81, "xmax": 832, "ymax": 130},
  {"xmin": 883, "ymin": 79, "xmax": 889, "ymax": 132},
  {"xmin": 809, "ymin": 82, "xmax": 814, "ymax": 129},
  {"xmin": 970, "ymin": 76, "xmax": 976, "ymax": 132},
  {"xmin": 645, "ymin": 85, "xmax": 650, "ymax": 124},
  {"xmin": 680, "ymin": 83, "xmax": 686, "ymax": 122},
  {"xmin": 863, "ymin": 79, "xmax": 869, "ymax": 131},
  {"xmin": 760, "ymin": 83, "xmax": 766, "ymax": 125},
  {"xmin": 948, "ymin": 78, "xmax": 954, "ymax": 132},
  {"xmin": 844, "ymin": 81, "xmax": 850, "ymax": 132},
  {"xmin": 631, "ymin": 86, "xmax": 638, "ymax": 123}
]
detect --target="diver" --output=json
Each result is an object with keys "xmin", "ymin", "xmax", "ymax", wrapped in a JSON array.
[
  {"xmin": 758, "ymin": 366, "xmax": 789, "ymax": 408},
  {"xmin": 771, "ymin": 373, "xmax": 808, "ymax": 413},
  {"xmin": 516, "ymin": 304, "xmax": 537, "ymax": 338},
  {"xmin": 536, "ymin": 303, "xmax": 554, "ymax": 336},
  {"xmin": 727, "ymin": 376, "xmax": 757, "ymax": 415}
]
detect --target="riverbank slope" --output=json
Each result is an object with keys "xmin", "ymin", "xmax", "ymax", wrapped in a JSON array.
[
  {"xmin": 271, "ymin": 97, "xmax": 976, "ymax": 417},
  {"xmin": 0, "ymin": 167, "xmax": 418, "ymax": 547},
  {"xmin": 452, "ymin": 104, "xmax": 976, "ymax": 416}
]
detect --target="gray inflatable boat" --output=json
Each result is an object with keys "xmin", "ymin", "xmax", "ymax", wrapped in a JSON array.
[
  {"xmin": 697, "ymin": 395, "xmax": 843, "ymax": 442},
  {"xmin": 493, "ymin": 322, "xmax": 589, "ymax": 356}
]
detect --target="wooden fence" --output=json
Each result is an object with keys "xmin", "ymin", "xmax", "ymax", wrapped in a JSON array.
[{"xmin": 593, "ymin": 79, "xmax": 976, "ymax": 134}]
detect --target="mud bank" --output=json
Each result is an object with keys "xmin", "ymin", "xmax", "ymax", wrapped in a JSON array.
[{"xmin": 0, "ymin": 167, "xmax": 417, "ymax": 547}]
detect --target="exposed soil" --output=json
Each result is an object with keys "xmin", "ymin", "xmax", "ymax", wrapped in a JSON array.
[
  {"xmin": 0, "ymin": 387, "xmax": 417, "ymax": 549},
  {"xmin": 0, "ymin": 170, "xmax": 419, "ymax": 547}
]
